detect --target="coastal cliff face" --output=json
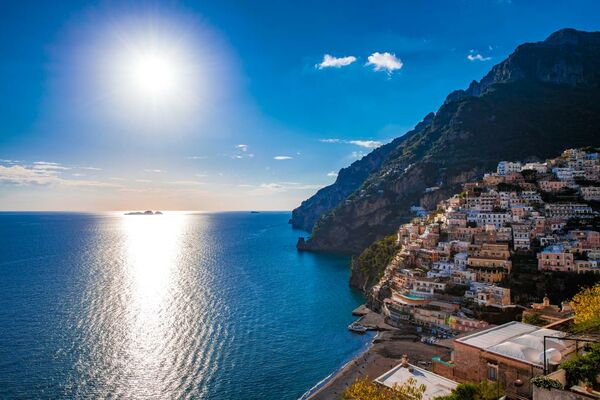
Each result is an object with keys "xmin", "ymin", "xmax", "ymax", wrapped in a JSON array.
[
  {"xmin": 289, "ymin": 116, "xmax": 433, "ymax": 231},
  {"xmin": 295, "ymin": 28, "xmax": 600, "ymax": 256}
]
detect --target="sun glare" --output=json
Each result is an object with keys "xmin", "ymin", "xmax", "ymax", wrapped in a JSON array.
[
  {"xmin": 90, "ymin": 15, "xmax": 218, "ymax": 130},
  {"xmin": 128, "ymin": 48, "xmax": 180, "ymax": 99}
]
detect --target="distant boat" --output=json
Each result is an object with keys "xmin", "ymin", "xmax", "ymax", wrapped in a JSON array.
[
  {"xmin": 124, "ymin": 210, "xmax": 163, "ymax": 215},
  {"xmin": 250, "ymin": 211, "xmax": 260, "ymax": 214},
  {"xmin": 348, "ymin": 323, "xmax": 368, "ymax": 334}
]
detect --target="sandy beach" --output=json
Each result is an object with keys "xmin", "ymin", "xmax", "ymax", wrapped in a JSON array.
[{"xmin": 306, "ymin": 309, "xmax": 452, "ymax": 400}]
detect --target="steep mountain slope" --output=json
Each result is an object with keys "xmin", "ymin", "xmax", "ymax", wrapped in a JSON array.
[
  {"xmin": 289, "ymin": 114, "xmax": 434, "ymax": 231},
  {"xmin": 295, "ymin": 28, "xmax": 600, "ymax": 254}
]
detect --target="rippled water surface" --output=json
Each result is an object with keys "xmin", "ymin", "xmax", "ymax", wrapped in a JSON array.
[{"xmin": 0, "ymin": 212, "xmax": 369, "ymax": 399}]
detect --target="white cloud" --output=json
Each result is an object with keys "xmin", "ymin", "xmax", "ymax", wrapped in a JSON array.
[
  {"xmin": 320, "ymin": 138, "xmax": 384, "ymax": 149},
  {"xmin": 260, "ymin": 183, "xmax": 285, "ymax": 191},
  {"xmin": 327, "ymin": 171, "xmax": 338, "ymax": 177},
  {"xmin": 316, "ymin": 54, "xmax": 357, "ymax": 69},
  {"xmin": 351, "ymin": 151, "xmax": 367, "ymax": 159},
  {"xmin": 0, "ymin": 164, "xmax": 116, "ymax": 188},
  {"xmin": 366, "ymin": 52, "xmax": 403, "ymax": 74},
  {"xmin": 348, "ymin": 140, "xmax": 383, "ymax": 149},
  {"xmin": 273, "ymin": 156, "xmax": 293, "ymax": 160},
  {"xmin": 187, "ymin": 155, "xmax": 208, "ymax": 160},
  {"xmin": 80, "ymin": 166, "xmax": 102, "ymax": 171},
  {"xmin": 319, "ymin": 138, "xmax": 342, "ymax": 144},
  {"xmin": 232, "ymin": 144, "xmax": 254, "ymax": 159},
  {"xmin": 33, "ymin": 161, "xmax": 70, "ymax": 170},
  {"xmin": 144, "ymin": 169, "xmax": 165, "ymax": 173},
  {"xmin": 241, "ymin": 182, "xmax": 323, "ymax": 195},
  {"xmin": 467, "ymin": 52, "xmax": 491, "ymax": 62},
  {"xmin": 167, "ymin": 180, "xmax": 205, "ymax": 186}
]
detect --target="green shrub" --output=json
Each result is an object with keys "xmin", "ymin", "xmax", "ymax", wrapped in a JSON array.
[
  {"xmin": 530, "ymin": 376, "xmax": 563, "ymax": 390},
  {"xmin": 561, "ymin": 344, "xmax": 600, "ymax": 388}
]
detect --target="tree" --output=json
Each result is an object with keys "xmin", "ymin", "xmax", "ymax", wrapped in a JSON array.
[
  {"xmin": 570, "ymin": 282, "xmax": 600, "ymax": 332},
  {"xmin": 341, "ymin": 377, "xmax": 426, "ymax": 400},
  {"xmin": 521, "ymin": 312, "xmax": 547, "ymax": 326},
  {"xmin": 561, "ymin": 344, "xmax": 600, "ymax": 389},
  {"xmin": 434, "ymin": 381, "xmax": 502, "ymax": 400}
]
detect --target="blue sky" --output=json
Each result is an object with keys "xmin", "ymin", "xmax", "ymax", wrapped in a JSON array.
[{"xmin": 1, "ymin": 0, "xmax": 599, "ymax": 211}]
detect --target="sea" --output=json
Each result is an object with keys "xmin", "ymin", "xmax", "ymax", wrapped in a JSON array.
[{"xmin": 0, "ymin": 211, "xmax": 372, "ymax": 399}]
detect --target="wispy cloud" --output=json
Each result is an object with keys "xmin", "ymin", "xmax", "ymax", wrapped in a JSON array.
[
  {"xmin": 366, "ymin": 52, "xmax": 403, "ymax": 74},
  {"xmin": 232, "ymin": 144, "xmax": 254, "ymax": 159},
  {"xmin": 467, "ymin": 50, "xmax": 491, "ymax": 61},
  {"xmin": 259, "ymin": 183, "xmax": 285, "ymax": 192},
  {"xmin": 241, "ymin": 182, "xmax": 323, "ymax": 194},
  {"xmin": 187, "ymin": 155, "xmax": 209, "ymax": 160},
  {"xmin": 33, "ymin": 161, "xmax": 70, "ymax": 170},
  {"xmin": 351, "ymin": 151, "xmax": 367, "ymax": 159},
  {"xmin": 319, "ymin": 138, "xmax": 342, "ymax": 144},
  {"xmin": 319, "ymin": 138, "xmax": 384, "ymax": 149},
  {"xmin": 327, "ymin": 171, "xmax": 338, "ymax": 177},
  {"xmin": 0, "ymin": 164, "xmax": 117, "ymax": 188},
  {"xmin": 144, "ymin": 169, "xmax": 165, "ymax": 173},
  {"xmin": 273, "ymin": 156, "xmax": 293, "ymax": 160},
  {"xmin": 166, "ymin": 180, "xmax": 205, "ymax": 186},
  {"xmin": 348, "ymin": 140, "xmax": 382, "ymax": 148},
  {"xmin": 316, "ymin": 54, "xmax": 357, "ymax": 69}
]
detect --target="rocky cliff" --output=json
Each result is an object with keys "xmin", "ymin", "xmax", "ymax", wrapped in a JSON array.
[
  {"xmin": 289, "ymin": 114, "xmax": 434, "ymax": 231},
  {"xmin": 294, "ymin": 28, "xmax": 600, "ymax": 254}
]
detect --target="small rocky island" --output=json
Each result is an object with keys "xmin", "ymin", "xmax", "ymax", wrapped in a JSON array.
[{"xmin": 124, "ymin": 210, "xmax": 163, "ymax": 215}]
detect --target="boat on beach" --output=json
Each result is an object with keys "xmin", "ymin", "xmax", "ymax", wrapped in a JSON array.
[{"xmin": 347, "ymin": 323, "xmax": 368, "ymax": 334}]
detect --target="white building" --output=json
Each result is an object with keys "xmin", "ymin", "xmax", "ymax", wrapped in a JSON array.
[
  {"xmin": 454, "ymin": 252, "xmax": 468, "ymax": 270},
  {"xmin": 512, "ymin": 223, "xmax": 531, "ymax": 251},
  {"xmin": 522, "ymin": 162, "xmax": 548, "ymax": 174},
  {"xmin": 476, "ymin": 212, "xmax": 511, "ymax": 228},
  {"xmin": 545, "ymin": 203, "xmax": 594, "ymax": 219},
  {"xmin": 552, "ymin": 167, "xmax": 574, "ymax": 181},
  {"xmin": 375, "ymin": 358, "xmax": 458, "ymax": 400},
  {"xmin": 427, "ymin": 261, "xmax": 455, "ymax": 278},
  {"xmin": 580, "ymin": 186, "xmax": 600, "ymax": 201},
  {"xmin": 521, "ymin": 191, "xmax": 543, "ymax": 203},
  {"xmin": 497, "ymin": 161, "xmax": 522, "ymax": 176}
]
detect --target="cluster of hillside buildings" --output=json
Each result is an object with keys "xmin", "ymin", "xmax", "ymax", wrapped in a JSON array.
[
  {"xmin": 367, "ymin": 148, "xmax": 600, "ymax": 400},
  {"xmin": 371, "ymin": 148, "xmax": 600, "ymax": 336}
]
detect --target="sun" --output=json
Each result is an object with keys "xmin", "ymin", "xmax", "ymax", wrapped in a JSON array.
[
  {"xmin": 128, "ymin": 48, "xmax": 180, "ymax": 99},
  {"xmin": 87, "ymin": 14, "xmax": 225, "ymax": 131},
  {"xmin": 104, "ymin": 24, "xmax": 201, "ymax": 113}
]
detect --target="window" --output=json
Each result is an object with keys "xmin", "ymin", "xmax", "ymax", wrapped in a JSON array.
[{"xmin": 488, "ymin": 364, "xmax": 498, "ymax": 381}]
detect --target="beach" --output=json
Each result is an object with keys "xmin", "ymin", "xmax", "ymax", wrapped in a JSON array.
[{"xmin": 307, "ymin": 308, "xmax": 452, "ymax": 400}]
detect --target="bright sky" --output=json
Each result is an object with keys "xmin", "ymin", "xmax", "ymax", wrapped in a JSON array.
[{"xmin": 1, "ymin": 0, "xmax": 599, "ymax": 211}]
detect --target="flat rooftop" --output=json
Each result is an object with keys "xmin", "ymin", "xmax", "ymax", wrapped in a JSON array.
[
  {"xmin": 375, "ymin": 363, "xmax": 458, "ymax": 400},
  {"xmin": 456, "ymin": 321, "xmax": 572, "ymax": 366}
]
